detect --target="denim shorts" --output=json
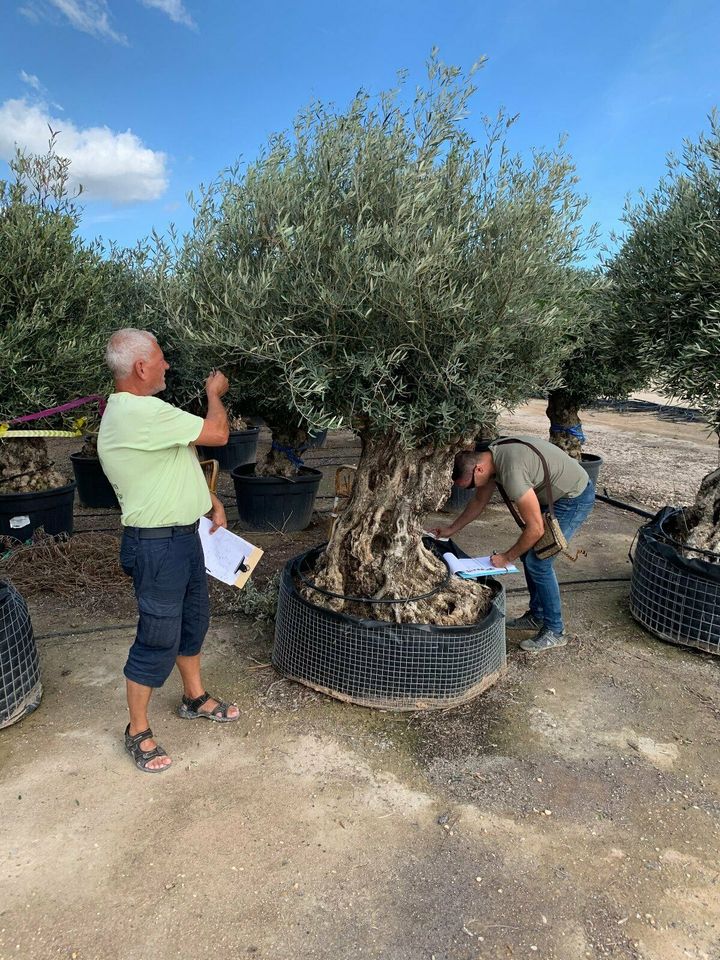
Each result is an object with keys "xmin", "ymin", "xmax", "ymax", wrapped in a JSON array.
[{"xmin": 119, "ymin": 529, "xmax": 210, "ymax": 688}]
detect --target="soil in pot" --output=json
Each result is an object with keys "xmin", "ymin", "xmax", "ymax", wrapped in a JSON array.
[{"xmin": 231, "ymin": 463, "xmax": 322, "ymax": 532}]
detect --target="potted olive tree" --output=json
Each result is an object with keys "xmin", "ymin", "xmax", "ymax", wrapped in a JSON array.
[
  {"xmin": 0, "ymin": 138, "xmax": 124, "ymax": 537},
  {"xmin": 610, "ymin": 118, "xmax": 720, "ymax": 651},
  {"xmin": 176, "ymin": 56, "xmax": 593, "ymax": 703},
  {"xmin": 544, "ymin": 269, "xmax": 651, "ymax": 485}
]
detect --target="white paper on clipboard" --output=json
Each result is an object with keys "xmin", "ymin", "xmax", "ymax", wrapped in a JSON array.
[{"xmin": 199, "ymin": 517, "xmax": 263, "ymax": 587}]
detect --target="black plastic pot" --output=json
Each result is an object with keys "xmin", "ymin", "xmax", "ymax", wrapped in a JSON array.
[
  {"xmin": 231, "ymin": 464, "xmax": 322, "ymax": 532},
  {"xmin": 0, "ymin": 481, "xmax": 76, "ymax": 540},
  {"xmin": 0, "ymin": 580, "xmax": 41, "ymax": 729},
  {"xmin": 580, "ymin": 452, "xmax": 603, "ymax": 487},
  {"xmin": 70, "ymin": 454, "xmax": 119, "ymax": 509},
  {"xmin": 197, "ymin": 427, "xmax": 260, "ymax": 472},
  {"xmin": 272, "ymin": 545, "xmax": 506, "ymax": 710},
  {"xmin": 630, "ymin": 507, "xmax": 720, "ymax": 655}
]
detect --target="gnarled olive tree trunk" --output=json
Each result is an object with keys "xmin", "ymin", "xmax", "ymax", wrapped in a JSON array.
[
  {"xmin": 0, "ymin": 439, "xmax": 69, "ymax": 494},
  {"xmin": 308, "ymin": 431, "xmax": 492, "ymax": 625},
  {"xmin": 546, "ymin": 389, "xmax": 583, "ymax": 460},
  {"xmin": 255, "ymin": 425, "xmax": 311, "ymax": 479},
  {"xmin": 682, "ymin": 433, "xmax": 720, "ymax": 555}
]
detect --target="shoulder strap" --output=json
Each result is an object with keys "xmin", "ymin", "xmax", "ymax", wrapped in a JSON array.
[{"xmin": 492, "ymin": 438, "xmax": 556, "ymax": 518}]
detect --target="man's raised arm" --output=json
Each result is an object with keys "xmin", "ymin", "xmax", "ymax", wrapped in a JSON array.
[{"xmin": 194, "ymin": 371, "xmax": 230, "ymax": 447}]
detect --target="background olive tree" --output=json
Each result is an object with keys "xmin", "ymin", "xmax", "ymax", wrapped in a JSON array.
[
  {"xmin": 0, "ymin": 137, "xmax": 143, "ymax": 492},
  {"xmin": 172, "ymin": 57, "xmax": 595, "ymax": 623},
  {"xmin": 606, "ymin": 115, "xmax": 720, "ymax": 552},
  {"xmin": 545, "ymin": 269, "xmax": 651, "ymax": 459}
]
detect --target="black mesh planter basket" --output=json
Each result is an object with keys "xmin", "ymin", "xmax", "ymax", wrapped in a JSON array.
[
  {"xmin": 272, "ymin": 546, "xmax": 506, "ymax": 710},
  {"xmin": 0, "ymin": 580, "xmax": 42, "ymax": 729},
  {"xmin": 630, "ymin": 507, "xmax": 720, "ymax": 654}
]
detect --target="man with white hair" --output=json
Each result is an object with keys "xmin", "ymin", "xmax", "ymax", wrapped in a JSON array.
[{"xmin": 98, "ymin": 328, "xmax": 239, "ymax": 774}]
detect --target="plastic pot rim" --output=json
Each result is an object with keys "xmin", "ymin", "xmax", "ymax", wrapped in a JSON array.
[
  {"xmin": 0, "ymin": 480, "xmax": 77, "ymax": 501},
  {"xmin": 231, "ymin": 465, "xmax": 323, "ymax": 485}
]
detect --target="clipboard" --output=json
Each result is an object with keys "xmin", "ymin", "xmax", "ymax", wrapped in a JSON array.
[{"xmin": 198, "ymin": 517, "xmax": 264, "ymax": 588}]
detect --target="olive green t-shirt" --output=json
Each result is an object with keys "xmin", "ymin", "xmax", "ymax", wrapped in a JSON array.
[
  {"xmin": 489, "ymin": 435, "xmax": 588, "ymax": 506},
  {"xmin": 97, "ymin": 393, "xmax": 211, "ymax": 528}
]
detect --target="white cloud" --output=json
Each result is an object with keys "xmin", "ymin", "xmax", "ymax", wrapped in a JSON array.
[
  {"xmin": 139, "ymin": 0, "xmax": 195, "ymax": 28},
  {"xmin": 19, "ymin": 70, "xmax": 42, "ymax": 91},
  {"xmin": 0, "ymin": 98, "xmax": 168, "ymax": 203},
  {"xmin": 20, "ymin": 0, "xmax": 128, "ymax": 44}
]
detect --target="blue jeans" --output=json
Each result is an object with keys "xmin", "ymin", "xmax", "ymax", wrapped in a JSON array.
[
  {"xmin": 119, "ymin": 530, "xmax": 210, "ymax": 688},
  {"xmin": 522, "ymin": 480, "xmax": 595, "ymax": 634}
]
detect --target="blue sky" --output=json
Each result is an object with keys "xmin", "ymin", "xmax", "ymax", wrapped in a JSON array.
[{"xmin": 2, "ymin": 0, "xmax": 719, "ymax": 260}]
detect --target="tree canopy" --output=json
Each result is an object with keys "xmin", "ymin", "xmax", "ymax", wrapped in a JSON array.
[
  {"xmin": 0, "ymin": 136, "xmax": 139, "ymax": 425},
  {"xmin": 173, "ymin": 57, "xmax": 594, "ymax": 452},
  {"xmin": 607, "ymin": 115, "xmax": 720, "ymax": 437}
]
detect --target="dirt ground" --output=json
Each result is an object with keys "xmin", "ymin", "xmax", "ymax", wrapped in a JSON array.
[{"xmin": 1, "ymin": 402, "xmax": 719, "ymax": 960}]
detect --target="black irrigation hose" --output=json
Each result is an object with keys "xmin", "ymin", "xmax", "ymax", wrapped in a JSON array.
[
  {"xmin": 505, "ymin": 576, "xmax": 632, "ymax": 595},
  {"xmin": 595, "ymin": 491, "xmax": 654, "ymax": 519},
  {"xmin": 33, "ymin": 574, "xmax": 634, "ymax": 641},
  {"xmin": 36, "ymin": 623, "xmax": 135, "ymax": 641}
]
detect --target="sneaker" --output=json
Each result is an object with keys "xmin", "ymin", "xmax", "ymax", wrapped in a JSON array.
[
  {"xmin": 506, "ymin": 611, "xmax": 543, "ymax": 631},
  {"xmin": 519, "ymin": 627, "xmax": 567, "ymax": 653}
]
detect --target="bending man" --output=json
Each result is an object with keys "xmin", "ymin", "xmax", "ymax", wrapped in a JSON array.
[
  {"xmin": 432, "ymin": 435, "xmax": 595, "ymax": 653},
  {"xmin": 99, "ymin": 328, "xmax": 239, "ymax": 773}
]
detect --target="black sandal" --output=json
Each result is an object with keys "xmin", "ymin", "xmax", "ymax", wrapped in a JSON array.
[
  {"xmin": 124, "ymin": 724, "xmax": 172, "ymax": 773},
  {"xmin": 178, "ymin": 691, "xmax": 238, "ymax": 722}
]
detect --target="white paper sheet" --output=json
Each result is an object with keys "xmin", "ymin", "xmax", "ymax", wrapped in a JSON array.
[
  {"xmin": 443, "ymin": 552, "xmax": 519, "ymax": 578},
  {"xmin": 199, "ymin": 517, "xmax": 259, "ymax": 586}
]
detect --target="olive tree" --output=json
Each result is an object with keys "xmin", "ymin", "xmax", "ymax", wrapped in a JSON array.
[
  {"xmin": 178, "ymin": 57, "xmax": 593, "ymax": 622},
  {"xmin": 0, "ymin": 137, "xmax": 136, "ymax": 491},
  {"xmin": 545, "ymin": 269, "xmax": 651, "ymax": 458},
  {"xmin": 607, "ymin": 115, "xmax": 720, "ymax": 552}
]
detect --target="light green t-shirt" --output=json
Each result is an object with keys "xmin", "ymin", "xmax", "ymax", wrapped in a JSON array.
[
  {"xmin": 97, "ymin": 393, "xmax": 211, "ymax": 528},
  {"xmin": 489, "ymin": 435, "xmax": 588, "ymax": 506}
]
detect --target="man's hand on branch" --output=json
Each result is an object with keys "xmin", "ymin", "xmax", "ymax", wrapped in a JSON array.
[{"xmin": 205, "ymin": 370, "xmax": 229, "ymax": 398}]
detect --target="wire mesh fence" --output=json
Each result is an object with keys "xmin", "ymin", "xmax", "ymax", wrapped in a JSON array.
[
  {"xmin": 1, "ymin": 579, "xmax": 42, "ymax": 729},
  {"xmin": 273, "ymin": 547, "xmax": 507, "ymax": 710},
  {"xmin": 630, "ymin": 509, "xmax": 720, "ymax": 655}
]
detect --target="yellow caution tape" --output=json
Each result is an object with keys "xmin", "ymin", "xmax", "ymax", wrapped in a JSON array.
[
  {"xmin": 1, "ymin": 429, "xmax": 83, "ymax": 438},
  {"xmin": 0, "ymin": 424, "xmax": 8, "ymax": 437}
]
